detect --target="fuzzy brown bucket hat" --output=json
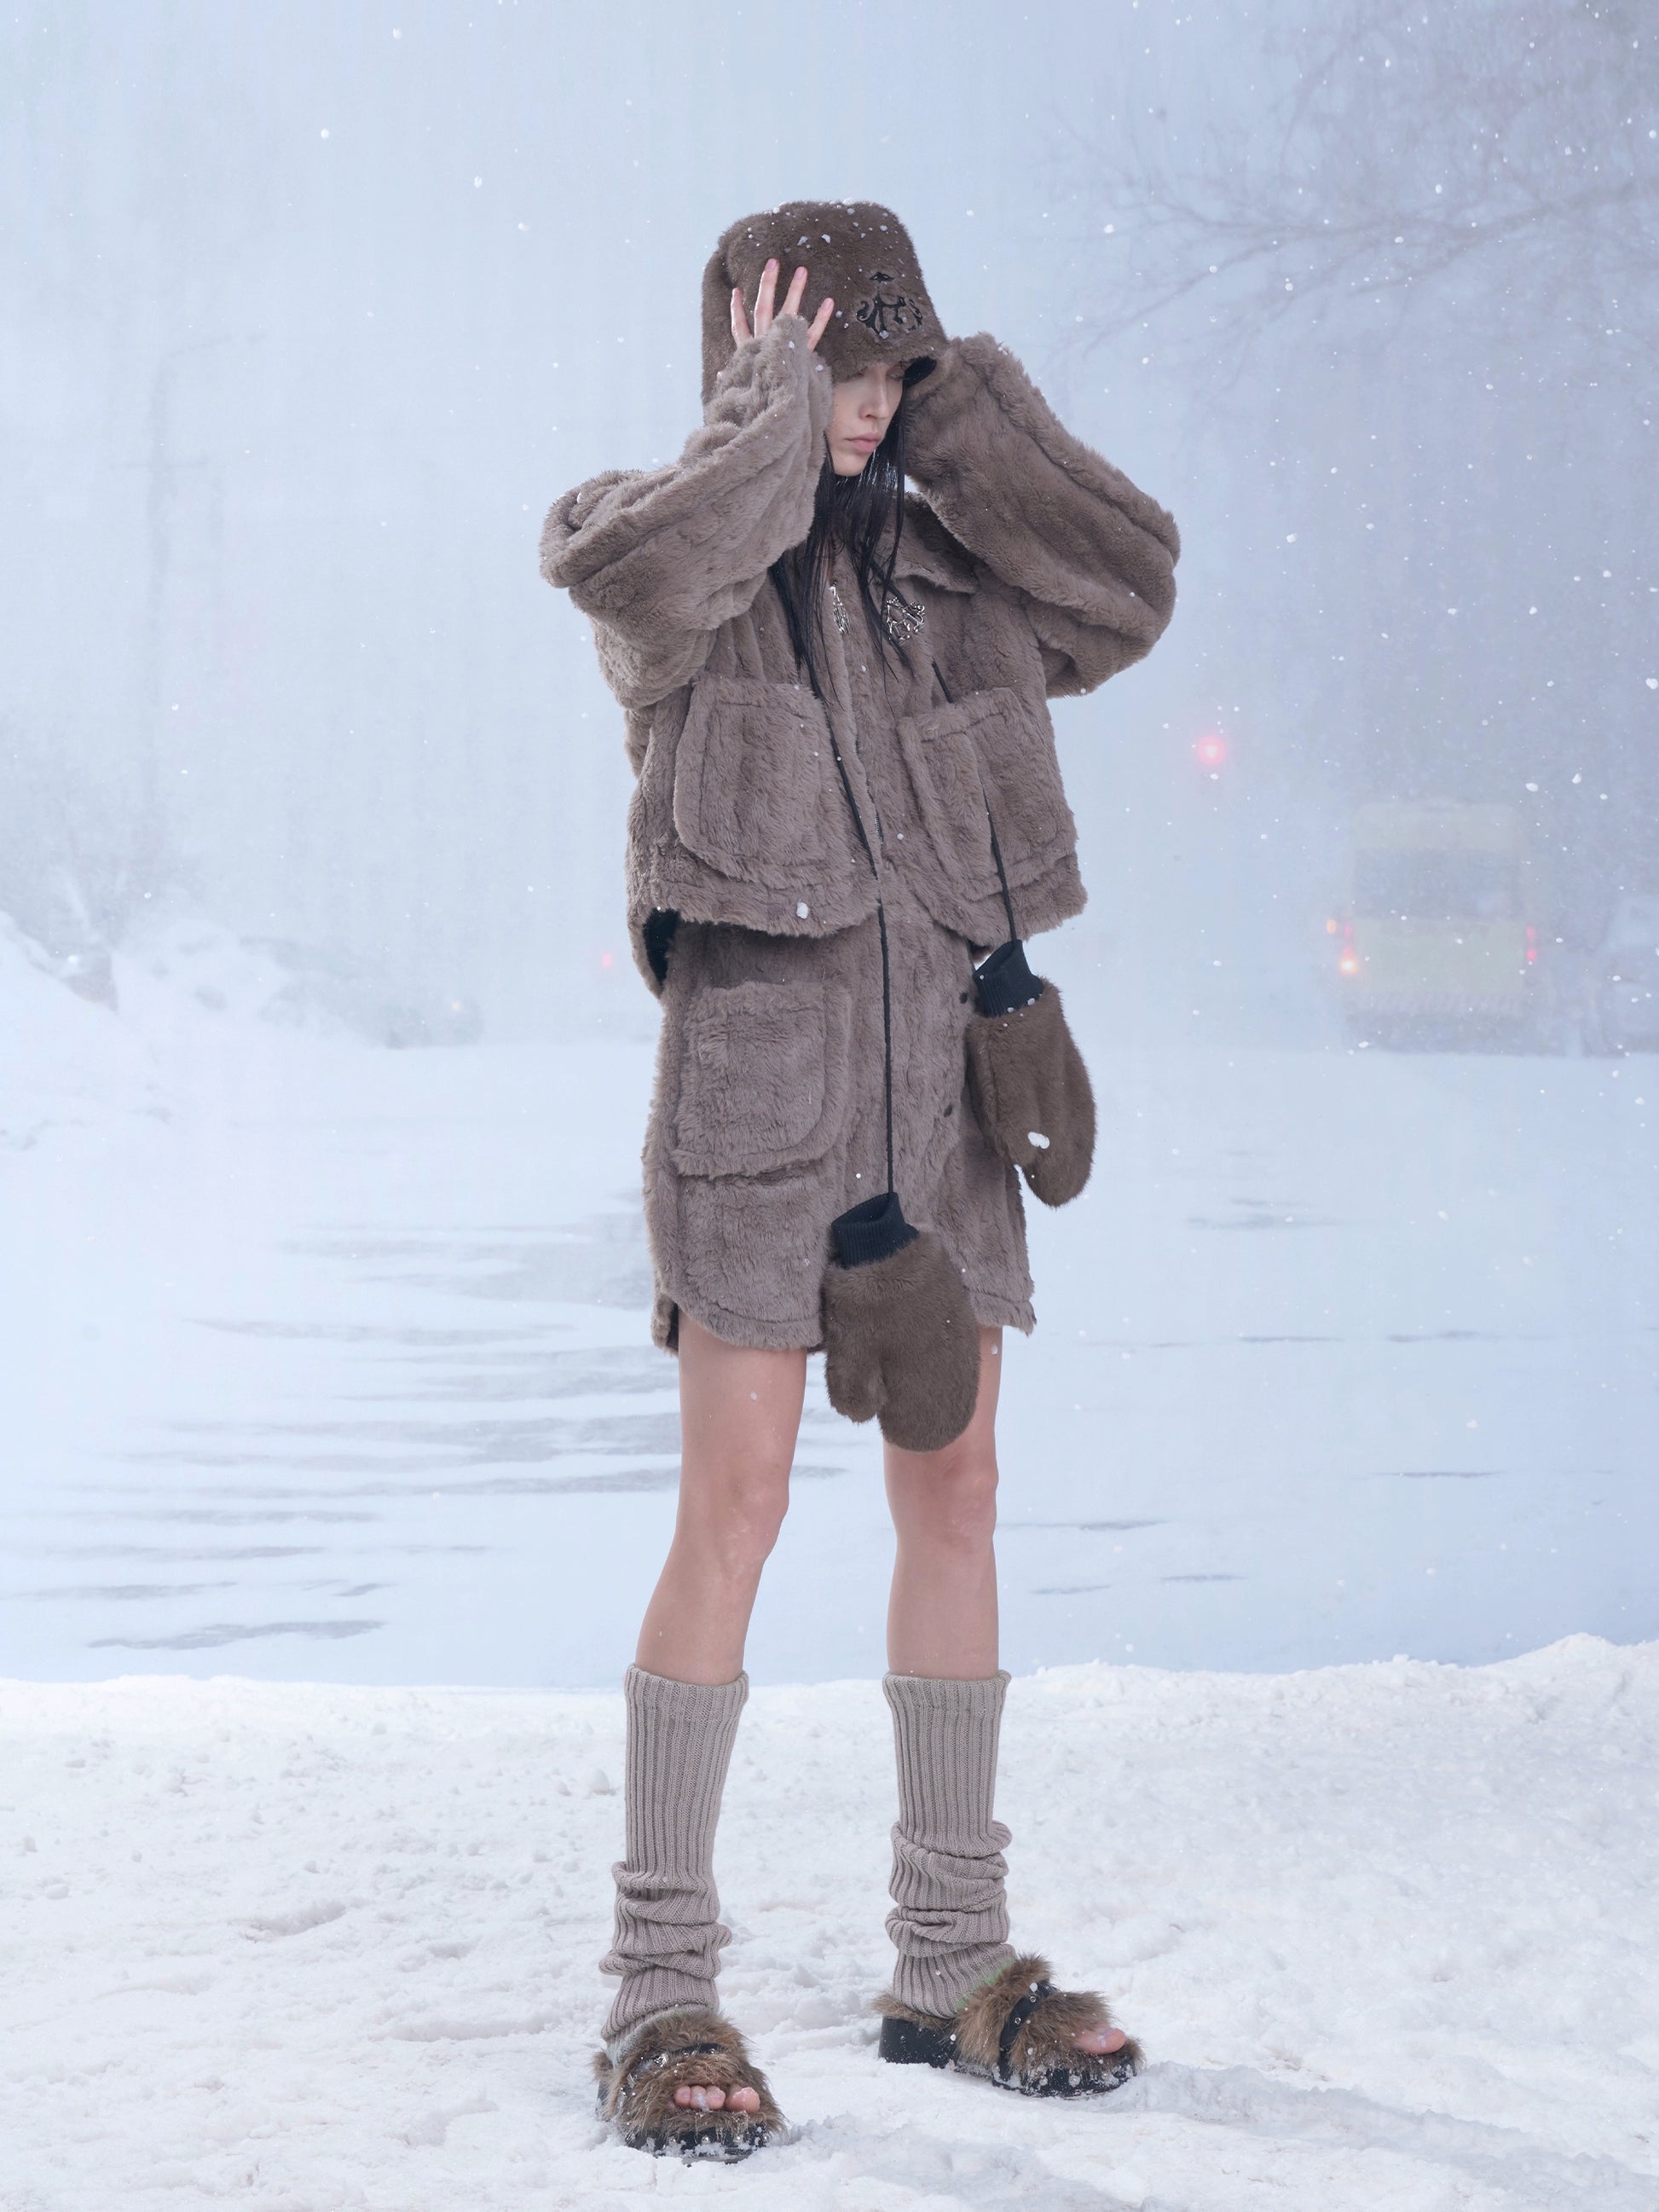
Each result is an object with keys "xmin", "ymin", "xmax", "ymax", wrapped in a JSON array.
[{"xmin": 701, "ymin": 200, "xmax": 939, "ymax": 402}]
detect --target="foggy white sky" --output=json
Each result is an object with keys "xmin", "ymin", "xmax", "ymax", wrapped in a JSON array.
[
  {"xmin": 3, "ymin": 0, "xmax": 1650, "ymax": 1031},
  {"xmin": 4, "ymin": 0, "xmax": 1228, "ymax": 1029}
]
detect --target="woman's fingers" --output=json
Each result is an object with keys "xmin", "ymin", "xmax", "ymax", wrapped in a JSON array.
[
  {"xmin": 752, "ymin": 257, "xmax": 779, "ymax": 336},
  {"xmin": 735, "ymin": 260, "xmax": 827, "ymax": 350}
]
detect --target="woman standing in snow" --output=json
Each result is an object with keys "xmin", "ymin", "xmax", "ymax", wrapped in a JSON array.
[{"xmin": 541, "ymin": 201, "xmax": 1178, "ymax": 2158}]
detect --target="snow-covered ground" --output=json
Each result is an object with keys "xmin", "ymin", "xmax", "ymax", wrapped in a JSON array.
[
  {"xmin": 3, "ymin": 929, "xmax": 1658, "ymax": 2206},
  {"xmin": 3, "ymin": 1641, "xmax": 1656, "ymax": 2210},
  {"xmin": 3, "ymin": 921, "xmax": 1655, "ymax": 1684}
]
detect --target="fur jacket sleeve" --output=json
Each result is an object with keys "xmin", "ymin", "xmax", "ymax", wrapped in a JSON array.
[
  {"xmin": 901, "ymin": 334, "xmax": 1181, "ymax": 697},
  {"xmin": 539, "ymin": 311, "xmax": 833, "ymax": 711}
]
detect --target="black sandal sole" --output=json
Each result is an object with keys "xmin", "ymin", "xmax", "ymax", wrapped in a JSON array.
[
  {"xmin": 621, "ymin": 2121, "xmax": 771, "ymax": 2161},
  {"xmin": 877, "ymin": 2010, "xmax": 1140, "ymax": 2098}
]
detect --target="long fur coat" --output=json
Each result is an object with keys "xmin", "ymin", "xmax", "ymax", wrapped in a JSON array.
[{"xmin": 540, "ymin": 314, "xmax": 1179, "ymax": 1352}]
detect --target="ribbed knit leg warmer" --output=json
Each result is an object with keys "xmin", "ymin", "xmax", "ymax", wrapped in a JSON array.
[
  {"xmin": 883, "ymin": 1670, "xmax": 1018, "ymax": 2015},
  {"xmin": 599, "ymin": 1665, "xmax": 748, "ymax": 2045}
]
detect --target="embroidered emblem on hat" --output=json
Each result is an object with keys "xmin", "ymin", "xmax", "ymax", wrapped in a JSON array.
[{"xmin": 853, "ymin": 271, "xmax": 928, "ymax": 341}]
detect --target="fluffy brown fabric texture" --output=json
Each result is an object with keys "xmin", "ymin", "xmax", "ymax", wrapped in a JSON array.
[
  {"xmin": 593, "ymin": 2007, "xmax": 784, "ymax": 2159},
  {"xmin": 700, "ymin": 200, "xmax": 939, "ymax": 402},
  {"xmin": 541, "ymin": 287, "xmax": 1179, "ymax": 1353},
  {"xmin": 822, "ymin": 1228, "xmax": 980, "ymax": 1451},
  {"xmin": 668, "ymin": 978, "xmax": 853, "ymax": 1181},
  {"xmin": 964, "ymin": 983, "xmax": 1096, "ymax": 1207},
  {"xmin": 540, "ymin": 314, "xmax": 1178, "ymax": 986},
  {"xmin": 876, "ymin": 1953, "xmax": 1143, "ymax": 2092}
]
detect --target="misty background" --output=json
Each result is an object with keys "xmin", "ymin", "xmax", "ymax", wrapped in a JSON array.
[
  {"xmin": 6, "ymin": 0, "xmax": 1652, "ymax": 1031},
  {"xmin": 3, "ymin": 0, "xmax": 1655, "ymax": 1684}
]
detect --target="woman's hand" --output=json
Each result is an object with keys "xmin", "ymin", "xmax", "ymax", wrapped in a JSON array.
[{"xmin": 731, "ymin": 258, "xmax": 835, "ymax": 350}]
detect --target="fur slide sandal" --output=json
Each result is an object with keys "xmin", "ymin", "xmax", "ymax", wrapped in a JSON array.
[
  {"xmin": 592, "ymin": 2007, "xmax": 785, "ymax": 2160},
  {"xmin": 876, "ymin": 1954, "xmax": 1142, "ymax": 2098}
]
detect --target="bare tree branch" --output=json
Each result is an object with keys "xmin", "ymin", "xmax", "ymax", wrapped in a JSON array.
[{"xmin": 1068, "ymin": 0, "xmax": 1658, "ymax": 383}]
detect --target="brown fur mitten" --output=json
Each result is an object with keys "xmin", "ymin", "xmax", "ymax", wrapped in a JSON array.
[
  {"xmin": 823, "ymin": 1209, "xmax": 980, "ymax": 1453},
  {"xmin": 965, "ymin": 983, "xmax": 1095, "ymax": 1208}
]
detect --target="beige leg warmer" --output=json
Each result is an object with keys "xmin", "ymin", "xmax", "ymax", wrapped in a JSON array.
[
  {"xmin": 883, "ymin": 1670, "xmax": 1018, "ymax": 2014},
  {"xmin": 599, "ymin": 1664, "xmax": 748, "ymax": 2043}
]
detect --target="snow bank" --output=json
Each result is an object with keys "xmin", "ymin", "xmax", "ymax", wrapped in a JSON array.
[
  {"xmin": 3, "ymin": 1637, "xmax": 1655, "ymax": 2209},
  {"xmin": 0, "ymin": 918, "xmax": 169, "ymax": 1149}
]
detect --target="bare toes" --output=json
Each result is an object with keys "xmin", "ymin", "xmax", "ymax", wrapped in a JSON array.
[
  {"xmin": 670, "ymin": 2076, "xmax": 761, "ymax": 2115},
  {"xmin": 672, "ymin": 2082, "xmax": 726, "ymax": 2110},
  {"xmin": 1073, "ymin": 2024, "xmax": 1128, "ymax": 2055}
]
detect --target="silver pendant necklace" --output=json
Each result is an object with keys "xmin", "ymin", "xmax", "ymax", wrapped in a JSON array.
[{"xmin": 830, "ymin": 580, "xmax": 925, "ymax": 645}]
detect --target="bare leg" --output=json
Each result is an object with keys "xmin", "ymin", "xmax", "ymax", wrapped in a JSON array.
[
  {"xmin": 631, "ymin": 1312, "xmax": 805, "ymax": 2113},
  {"xmin": 883, "ymin": 1325, "xmax": 1004, "ymax": 1679},
  {"xmin": 634, "ymin": 1312, "xmax": 805, "ymax": 1685},
  {"xmin": 882, "ymin": 1326, "xmax": 1124, "ymax": 2059}
]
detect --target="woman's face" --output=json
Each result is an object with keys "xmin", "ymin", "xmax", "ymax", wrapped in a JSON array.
[{"xmin": 826, "ymin": 362, "xmax": 908, "ymax": 476}]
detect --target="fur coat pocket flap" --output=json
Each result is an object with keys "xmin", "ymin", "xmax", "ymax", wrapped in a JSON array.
[
  {"xmin": 895, "ymin": 686, "xmax": 1078, "ymax": 937},
  {"xmin": 673, "ymin": 674, "xmax": 853, "ymax": 893},
  {"xmin": 671, "ymin": 978, "xmax": 853, "ymax": 1179}
]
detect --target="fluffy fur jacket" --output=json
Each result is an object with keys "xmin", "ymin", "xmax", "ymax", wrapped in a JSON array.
[{"xmin": 541, "ymin": 315, "xmax": 1178, "ymax": 1354}]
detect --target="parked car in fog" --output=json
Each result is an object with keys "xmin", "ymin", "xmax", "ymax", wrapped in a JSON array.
[
  {"xmin": 1581, "ymin": 895, "xmax": 1659, "ymax": 1055},
  {"xmin": 1329, "ymin": 801, "xmax": 1546, "ymax": 1048}
]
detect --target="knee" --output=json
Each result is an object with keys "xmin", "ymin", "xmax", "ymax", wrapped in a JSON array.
[
  {"xmin": 694, "ymin": 1470, "xmax": 790, "ymax": 1578},
  {"xmin": 894, "ymin": 1446, "xmax": 999, "ymax": 1553}
]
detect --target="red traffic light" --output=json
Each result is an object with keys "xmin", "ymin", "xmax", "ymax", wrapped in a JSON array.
[{"xmin": 1194, "ymin": 732, "xmax": 1228, "ymax": 769}]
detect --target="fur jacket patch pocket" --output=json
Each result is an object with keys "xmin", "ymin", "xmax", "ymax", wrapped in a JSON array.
[
  {"xmin": 670, "ymin": 978, "xmax": 853, "ymax": 1180},
  {"xmin": 673, "ymin": 675, "xmax": 854, "ymax": 893},
  {"xmin": 895, "ymin": 686, "xmax": 1079, "ymax": 941},
  {"xmin": 667, "ymin": 977, "xmax": 854, "ymax": 1336}
]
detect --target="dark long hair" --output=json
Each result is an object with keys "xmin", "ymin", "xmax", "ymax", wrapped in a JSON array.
[{"xmin": 768, "ymin": 397, "xmax": 911, "ymax": 700}]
